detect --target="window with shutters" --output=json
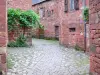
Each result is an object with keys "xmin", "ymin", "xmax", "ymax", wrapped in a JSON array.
[
  {"xmin": 47, "ymin": 10, "xmax": 54, "ymax": 17},
  {"xmin": 39, "ymin": 8, "xmax": 45, "ymax": 18},
  {"xmin": 70, "ymin": 0, "xmax": 79, "ymax": 11},
  {"xmin": 70, "ymin": 0, "xmax": 75, "ymax": 10},
  {"xmin": 74, "ymin": 0, "xmax": 79, "ymax": 10},
  {"xmin": 64, "ymin": 0, "xmax": 68, "ymax": 12}
]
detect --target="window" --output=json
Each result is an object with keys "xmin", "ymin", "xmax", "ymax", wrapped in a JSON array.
[
  {"xmin": 74, "ymin": 0, "xmax": 79, "ymax": 10},
  {"xmin": 70, "ymin": 0, "xmax": 75, "ymax": 10},
  {"xmin": 51, "ymin": 10, "xmax": 54, "ymax": 15},
  {"xmin": 39, "ymin": 8, "xmax": 45, "ymax": 18},
  {"xmin": 64, "ymin": 0, "xmax": 68, "ymax": 12},
  {"xmin": 55, "ymin": 26, "xmax": 59, "ymax": 39},
  {"xmin": 47, "ymin": 10, "xmax": 53, "ymax": 17},
  {"xmin": 82, "ymin": 0, "xmax": 86, "ymax": 7},
  {"xmin": 32, "ymin": 0, "xmax": 45, "ymax": 4},
  {"xmin": 70, "ymin": 0, "xmax": 79, "ymax": 11},
  {"xmin": 69, "ymin": 28, "xmax": 76, "ymax": 32}
]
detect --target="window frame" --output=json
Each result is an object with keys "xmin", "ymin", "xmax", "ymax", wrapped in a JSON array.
[
  {"xmin": 69, "ymin": 28, "xmax": 76, "ymax": 32},
  {"xmin": 39, "ymin": 7, "xmax": 45, "ymax": 18},
  {"xmin": 70, "ymin": 0, "xmax": 79, "ymax": 11}
]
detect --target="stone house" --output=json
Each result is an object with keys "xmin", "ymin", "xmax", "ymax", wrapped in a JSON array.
[
  {"xmin": 32, "ymin": 0, "xmax": 60, "ymax": 39},
  {"xmin": 32, "ymin": 0, "xmax": 89, "ymax": 50},
  {"xmin": 59, "ymin": 0, "xmax": 89, "ymax": 49},
  {"xmin": 8, "ymin": 0, "xmax": 89, "ymax": 49}
]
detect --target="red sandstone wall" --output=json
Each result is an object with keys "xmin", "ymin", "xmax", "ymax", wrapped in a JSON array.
[
  {"xmin": 32, "ymin": 0, "xmax": 89, "ymax": 49},
  {"xmin": 7, "ymin": 0, "xmax": 33, "ymax": 46},
  {"xmin": 0, "ymin": 0, "xmax": 7, "ymax": 74},
  {"xmin": 7, "ymin": 0, "xmax": 32, "ymax": 10},
  {"xmin": 32, "ymin": 0, "xmax": 60, "ymax": 38},
  {"xmin": 89, "ymin": 0, "xmax": 100, "ymax": 75},
  {"xmin": 59, "ymin": 0, "xmax": 89, "ymax": 49}
]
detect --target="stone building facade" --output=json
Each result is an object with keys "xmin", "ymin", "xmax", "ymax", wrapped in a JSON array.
[
  {"xmin": 58, "ymin": 0, "xmax": 89, "ymax": 49},
  {"xmin": 7, "ymin": 0, "xmax": 32, "ymax": 10},
  {"xmin": 32, "ymin": 0, "xmax": 89, "ymax": 50},
  {"xmin": 32, "ymin": 0, "xmax": 60, "ymax": 39},
  {"xmin": 0, "ymin": 0, "xmax": 7, "ymax": 74},
  {"xmin": 89, "ymin": 0, "xmax": 100, "ymax": 75}
]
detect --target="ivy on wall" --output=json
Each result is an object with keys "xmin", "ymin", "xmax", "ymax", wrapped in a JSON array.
[
  {"xmin": 7, "ymin": 8, "xmax": 42, "ymax": 47},
  {"xmin": 8, "ymin": 8, "xmax": 41, "ymax": 31},
  {"xmin": 83, "ymin": 7, "xmax": 89, "ymax": 22}
]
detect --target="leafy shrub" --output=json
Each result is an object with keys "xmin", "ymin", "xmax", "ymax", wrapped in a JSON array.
[
  {"xmin": 7, "ymin": 55, "xmax": 14, "ymax": 69},
  {"xmin": 83, "ymin": 7, "xmax": 89, "ymax": 22},
  {"xmin": 16, "ymin": 34, "xmax": 28, "ymax": 47},
  {"xmin": 8, "ymin": 34, "xmax": 28, "ymax": 47},
  {"xmin": 74, "ymin": 44, "xmax": 83, "ymax": 51},
  {"xmin": 7, "ymin": 41, "xmax": 16, "ymax": 47},
  {"xmin": 8, "ymin": 8, "xmax": 41, "ymax": 31},
  {"xmin": 44, "ymin": 37, "xmax": 58, "ymax": 40}
]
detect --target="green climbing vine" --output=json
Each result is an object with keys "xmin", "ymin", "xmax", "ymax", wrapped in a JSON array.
[
  {"xmin": 8, "ymin": 8, "xmax": 41, "ymax": 31},
  {"xmin": 7, "ymin": 8, "xmax": 42, "ymax": 47},
  {"xmin": 83, "ymin": 7, "xmax": 89, "ymax": 22}
]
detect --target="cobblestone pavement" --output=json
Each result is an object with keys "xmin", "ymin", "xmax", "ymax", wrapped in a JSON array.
[{"xmin": 7, "ymin": 39, "xmax": 90, "ymax": 75}]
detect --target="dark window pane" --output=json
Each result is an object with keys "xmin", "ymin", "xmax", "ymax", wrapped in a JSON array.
[
  {"xmin": 69, "ymin": 28, "xmax": 76, "ymax": 32},
  {"xmin": 70, "ymin": 0, "xmax": 75, "ymax": 10},
  {"xmin": 74, "ymin": 0, "xmax": 79, "ymax": 10}
]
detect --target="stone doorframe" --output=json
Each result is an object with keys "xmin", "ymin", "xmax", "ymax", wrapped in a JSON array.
[{"xmin": 0, "ymin": 0, "xmax": 7, "ymax": 75}]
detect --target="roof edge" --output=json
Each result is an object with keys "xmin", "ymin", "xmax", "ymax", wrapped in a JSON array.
[{"xmin": 32, "ymin": 0, "xmax": 51, "ymax": 6}]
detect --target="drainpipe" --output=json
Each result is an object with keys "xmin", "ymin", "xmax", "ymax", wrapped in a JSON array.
[
  {"xmin": 84, "ymin": 20, "xmax": 87, "ymax": 52},
  {"xmin": 82, "ymin": 0, "xmax": 87, "ymax": 52}
]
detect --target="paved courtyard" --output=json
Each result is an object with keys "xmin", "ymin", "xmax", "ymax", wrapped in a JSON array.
[{"xmin": 7, "ymin": 39, "xmax": 90, "ymax": 75}]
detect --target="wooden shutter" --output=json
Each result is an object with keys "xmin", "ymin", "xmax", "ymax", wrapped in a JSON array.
[
  {"xmin": 65, "ymin": 0, "xmax": 68, "ymax": 12},
  {"xmin": 74, "ymin": 0, "xmax": 79, "ymax": 10}
]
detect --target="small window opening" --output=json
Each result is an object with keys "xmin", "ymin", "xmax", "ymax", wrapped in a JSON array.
[{"xmin": 69, "ymin": 28, "xmax": 76, "ymax": 32}]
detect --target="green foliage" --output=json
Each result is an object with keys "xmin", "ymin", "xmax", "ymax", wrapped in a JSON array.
[
  {"xmin": 8, "ymin": 8, "xmax": 20, "ymax": 31},
  {"xmin": 16, "ymin": 34, "xmax": 28, "ymax": 47},
  {"xmin": 74, "ymin": 44, "xmax": 83, "ymax": 51},
  {"xmin": 8, "ymin": 8, "xmax": 40, "ymax": 31},
  {"xmin": 7, "ymin": 55, "xmax": 14, "ymax": 69},
  {"xmin": 39, "ymin": 24, "xmax": 44, "ymax": 29},
  {"xmin": 83, "ymin": 7, "xmax": 89, "ymax": 22},
  {"xmin": 7, "ymin": 41, "xmax": 16, "ymax": 47},
  {"xmin": 44, "ymin": 37, "xmax": 58, "ymax": 40},
  {"xmin": 19, "ymin": 10, "xmax": 40, "ymax": 28},
  {"xmin": 8, "ymin": 34, "xmax": 28, "ymax": 47}
]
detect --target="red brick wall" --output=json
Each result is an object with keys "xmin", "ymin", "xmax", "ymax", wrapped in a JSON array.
[
  {"xmin": 32, "ymin": 0, "xmax": 60, "ymax": 38},
  {"xmin": 7, "ymin": 0, "xmax": 32, "ymax": 10},
  {"xmin": 58, "ymin": 0, "xmax": 89, "ymax": 49},
  {"xmin": 89, "ymin": 0, "xmax": 100, "ymax": 74},
  {"xmin": 32, "ymin": 0, "xmax": 89, "ymax": 49},
  {"xmin": 8, "ymin": 27, "xmax": 32, "ymax": 46},
  {"xmin": 0, "ymin": 0, "xmax": 7, "ymax": 74},
  {"xmin": 7, "ymin": 0, "xmax": 32, "ymax": 45}
]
